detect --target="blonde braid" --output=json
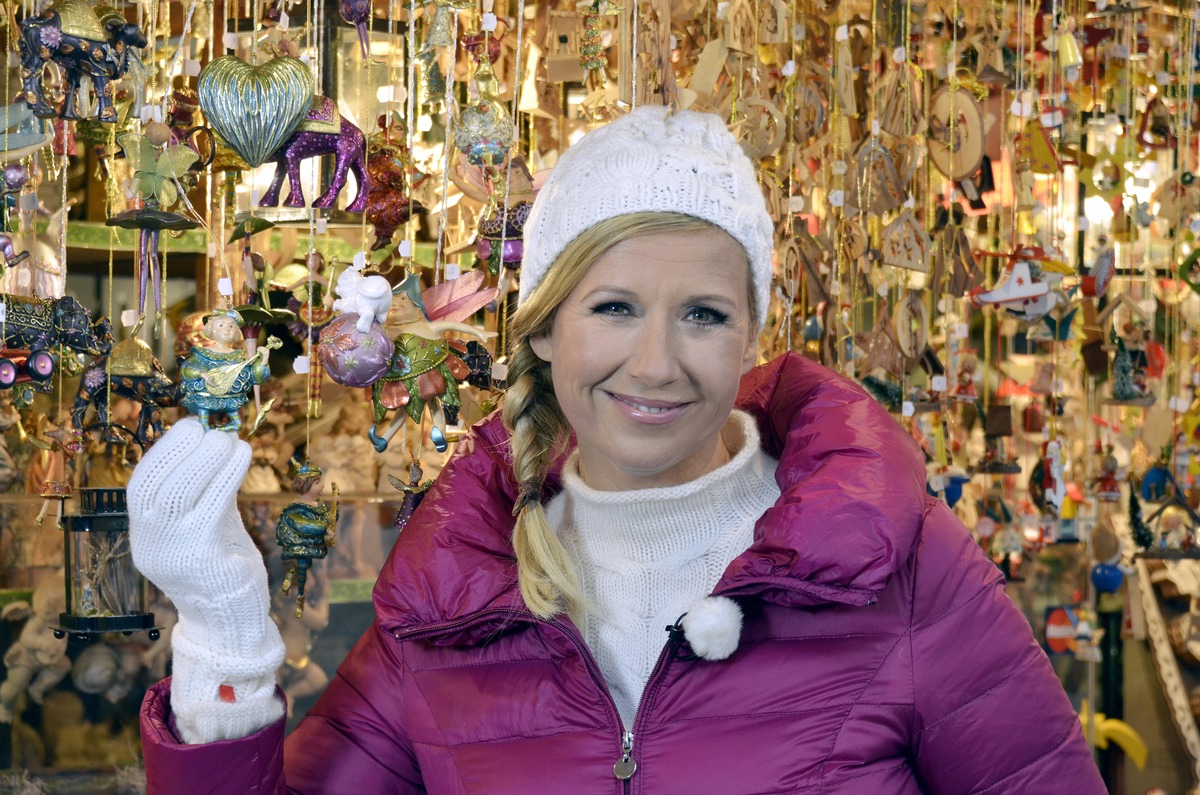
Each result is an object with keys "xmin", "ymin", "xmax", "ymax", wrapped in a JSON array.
[{"xmin": 502, "ymin": 339, "xmax": 584, "ymax": 619}]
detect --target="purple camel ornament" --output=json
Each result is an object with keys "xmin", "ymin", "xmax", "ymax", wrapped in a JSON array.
[{"xmin": 260, "ymin": 96, "xmax": 369, "ymax": 212}]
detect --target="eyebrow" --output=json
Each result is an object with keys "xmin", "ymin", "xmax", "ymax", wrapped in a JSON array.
[{"xmin": 580, "ymin": 288, "xmax": 739, "ymax": 307}]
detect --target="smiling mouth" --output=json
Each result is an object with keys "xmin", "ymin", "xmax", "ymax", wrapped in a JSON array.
[{"xmin": 608, "ymin": 392, "xmax": 688, "ymax": 413}]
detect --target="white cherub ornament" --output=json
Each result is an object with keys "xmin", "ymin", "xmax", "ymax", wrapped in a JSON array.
[{"xmin": 332, "ymin": 263, "xmax": 394, "ymax": 334}]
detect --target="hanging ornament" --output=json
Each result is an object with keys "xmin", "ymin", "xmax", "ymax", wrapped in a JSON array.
[
  {"xmin": 277, "ymin": 461, "xmax": 339, "ymax": 618},
  {"xmin": 17, "ymin": 0, "xmax": 147, "ymax": 123},
  {"xmin": 453, "ymin": 56, "xmax": 513, "ymax": 171},
  {"xmin": 926, "ymin": 79, "xmax": 986, "ymax": 181}
]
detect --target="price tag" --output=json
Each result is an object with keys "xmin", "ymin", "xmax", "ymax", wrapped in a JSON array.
[
  {"xmin": 250, "ymin": 188, "xmax": 259, "ymax": 205},
  {"xmin": 120, "ymin": 309, "xmax": 138, "ymax": 328},
  {"xmin": 781, "ymin": 60, "xmax": 796, "ymax": 77},
  {"xmin": 293, "ymin": 355, "xmax": 311, "ymax": 374},
  {"xmin": 481, "ymin": 12, "xmax": 497, "ymax": 31},
  {"xmin": 1181, "ymin": 330, "xmax": 1191, "ymax": 343},
  {"xmin": 0, "ymin": 303, "xmax": 6, "ymax": 322},
  {"xmin": 1077, "ymin": 216, "xmax": 1089, "ymax": 231},
  {"xmin": 443, "ymin": 262, "xmax": 462, "ymax": 280},
  {"xmin": 892, "ymin": 46, "xmax": 906, "ymax": 64},
  {"xmin": 279, "ymin": 10, "xmax": 290, "ymax": 29},
  {"xmin": 902, "ymin": 401, "xmax": 915, "ymax": 417},
  {"xmin": 217, "ymin": 277, "xmax": 234, "ymax": 296},
  {"xmin": 315, "ymin": 218, "xmax": 329, "ymax": 234},
  {"xmin": 353, "ymin": 251, "xmax": 367, "ymax": 269},
  {"xmin": 490, "ymin": 362, "xmax": 508, "ymax": 381},
  {"xmin": 793, "ymin": 23, "xmax": 805, "ymax": 40},
  {"xmin": 876, "ymin": 280, "xmax": 889, "ymax": 298},
  {"xmin": 932, "ymin": 375, "xmax": 948, "ymax": 392},
  {"xmin": 222, "ymin": 32, "xmax": 239, "ymax": 50},
  {"xmin": 788, "ymin": 196, "xmax": 805, "ymax": 212},
  {"xmin": 928, "ymin": 475, "xmax": 945, "ymax": 493},
  {"xmin": 835, "ymin": 24, "xmax": 849, "ymax": 42},
  {"xmin": 1193, "ymin": 371, "xmax": 1200, "ymax": 385},
  {"xmin": 1190, "ymin": 219, "xmax": 1200, "ymax": 234},
  {"xmin": 832, "ymin": 160, "xmax": 848, "ymax": 175},
  {"xmin": 139, "ymin": 105, "xmax": 154, "ymax": 123},
  {"xmin": 954, "ymin": 322, "xmax": 969, "ymax": 339},
  {"xmin": 1157, "ymin": 72, "xmax": 1171, "ymax": 86},
  {"xmin": 184, "ymin": 59, "xmax": 202, "ymax": 77},
  {"xmin": 668, "ymin": 35, "xmax": 678, "ymax": 50},
  {"xmin": 829, "ymin": 189, "xmax": 845, "ymax": 207},
  {"xmin": 398, "ymin": 240, "xmax": 413, "ymax": 257},
  {"xmin": 207, "ymin": 242, "xmax": 218, "ymax": 258},
  {"xmin": 903, "ymin": 194, "xmax": 915, "ymax": 208},
  {"xmin": 300, "ymin": 54, "xmax": 311, "ymax": 64},
  {"xmin": 19, "ymin": 193, "xmax": 37, "ymax": 211}
]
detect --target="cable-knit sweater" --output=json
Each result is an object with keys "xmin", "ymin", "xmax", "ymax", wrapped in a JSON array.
[{"xmin": 547, "ymin": 410, "xmax": 780, "ymax": 729}]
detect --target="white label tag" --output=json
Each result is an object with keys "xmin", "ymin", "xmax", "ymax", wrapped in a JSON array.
[
  {"xmin": 353, "ymin": 251, "xmax": 367, "ymax": 269},
  {"xmin": 481, "ymin": 12, "xmax": 497, "ymax": 31},
  {"xmin": 954, "ymin": 323, "xmax": 969, "ymax": 339},
  {"xmin": 184, "ymin": 59, "xmax": 202, "ymax": 77},
  {"xmin": 1193, "ymin": 371, "xmax": 1200, "ymax": 385},
  {"xmin": 250, "ymin": 188, "xmax": 259, "ymax": 205},
  {"xmin": 279, "ymin": 10, "xmax": 290, "ymax": 29},
  {"xmin": 829, "ymin": 190, "xmax": 845, "ymax": 208},
  {"xmin": 892, "ymin": 46, "xmax": 906, "ymax": 64},
  {"xmin": 788, "ymin": 196, "xmax": 805, "ymax": 212},
  {"xmin": 398, "ymin": 240, "xmax": 413, "ymax": 257},
  {"xmin": 902, "ymin": 401, "xmax": 915, "ymax": 417},
  {"xmin": 1157, "ymin": 72, "xmax": 1171, "ymax": 86},
  {"xmin": 1190, "ymin": 219, "xmax": 1200, "ymax": 234},
  {"xmin": 1181, "ymin": 330, "xmax": 1192, "ymax": 343},
  {"xmin": 793, "ymin": 24, "xmax": 805, "ymax": 40},
  {"xmin": 120, "ymin": 309, "xmax": 138, "ymax": 327},
  {"xmin": 929, "ymin": 475, "xmax": 945, "ymax": 492},
  {"xmin": 1077, "ymin": 216, "xmax": 1090, "ymax": 231},
  {"xmin": 315, "ymin": 218, "xmax": 328, "ymax": 234},
  {"xmin": 293, "ymin": 355, "xmax": 311, "ymax": 374},
  {"xmin": 19, "ymin": 193, "xmax": 37, "ymax": 211},
  {"xmin": 217, "ymin": 277, "xmax": 234, "ymax": 296},
  {"xmin": 0, "ymin": 303, "xmax": 6, "ymax": 322},
  {"xmin": 781, "ymin": 60, "xmax": 796, "ymax": 77},
  {"xmin": 443, "ymin": 262, "xmax": 462, "ymax": 280},
  {"xmin": 207, "ymin": 242, "xmax": 218, "ymax": 258},
  {"xmin": 835, "ymin": 24, "xmax": 849, "ymax": 42},
  {"xmin": 876, "ymin": 280, "xmax": 889, "ymax": 298},
  {"xmin": 832, "ymin": 160, "xmax": 848, "ymax": 175},
  {"xmin": 932, "ymin": 375, "xmax": 948, "ymax": 392},
  {"xmin": 490, "ymin": 362, "xmax": 508, "ymax": 381},
  {"xmin": 222, "ymin": 32, "xmax": 239, "ymax": 50}
]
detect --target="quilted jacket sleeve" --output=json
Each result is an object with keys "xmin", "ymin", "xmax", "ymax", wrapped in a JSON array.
[
  {"xmin": 140, "ymin": 625, "xmax": 423, "ymax": 794},
  {"xmin": 283, "ymin": 624, "xmax": 424, "ymax": 793},
  {"xmin": 909, "ymin": 500, "xmax": 1106, "ymax": 794}
]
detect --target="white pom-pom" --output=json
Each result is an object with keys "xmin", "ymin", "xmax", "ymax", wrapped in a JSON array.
[{"xmin": 680, "ymin": 596, "xmax": 743, "ymax": 661}]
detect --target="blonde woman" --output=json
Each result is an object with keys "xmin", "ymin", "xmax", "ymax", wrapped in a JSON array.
[{"xmin": 129, "ymin": 108, "xmax": 1104, "ymax": 793}]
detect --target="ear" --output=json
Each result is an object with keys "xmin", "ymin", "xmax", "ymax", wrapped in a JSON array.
[{"xmin": 529, "ymin": 332, "xmax": 553, "ymax": 363}]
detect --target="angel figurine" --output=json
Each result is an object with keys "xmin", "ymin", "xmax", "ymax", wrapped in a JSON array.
[
  {"xmin": 179, "ymin": 308, "xmax": 281, "ymax": 431},
  {"xmin": 368, "ymin": 270, "xmax": 497, "ymax": 452},
  {"xmin": 276, "ymin": 460, "xmax": 338, "ymax": 618}
]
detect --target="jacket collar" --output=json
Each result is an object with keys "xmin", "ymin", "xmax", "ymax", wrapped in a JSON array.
[{"xmin": 373, "ymin": 354, "xmax": 927, "ymax": 643}]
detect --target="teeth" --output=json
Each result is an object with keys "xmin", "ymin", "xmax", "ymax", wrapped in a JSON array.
[{"xmin": 615, "ymin": 395, "xmax": 675, "ymax": 413}]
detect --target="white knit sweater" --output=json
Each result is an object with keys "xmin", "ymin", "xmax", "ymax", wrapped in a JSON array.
[{"xmin": 547, "ymin": 410, "xmax": 780, "ymax": 729}]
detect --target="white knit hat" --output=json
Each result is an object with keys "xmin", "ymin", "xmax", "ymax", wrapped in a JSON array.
[{"xmin": 519, "ymin": 106, "xmax": 775, "ymax": 328}]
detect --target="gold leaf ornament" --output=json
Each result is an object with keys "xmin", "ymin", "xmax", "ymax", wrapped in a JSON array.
[
  {"xmin": 197, "ymin": 56, "xmax": 315, "ymax": 168},
  {"xmin": 120, "ymin": 132, "xmax": 200, "ymax": 209}
]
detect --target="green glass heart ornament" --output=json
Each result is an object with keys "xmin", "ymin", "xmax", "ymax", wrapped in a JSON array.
[{"xmin": 197, "ymin": 56, "xmax": 315, "ymax": 169}]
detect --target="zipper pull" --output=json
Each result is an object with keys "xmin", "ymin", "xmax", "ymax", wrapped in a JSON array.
[{"xmin": 613, "ymin": 731, "xmax": 637, "ymax": 780}]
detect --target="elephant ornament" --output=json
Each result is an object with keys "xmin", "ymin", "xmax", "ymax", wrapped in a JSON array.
[
  {"xmin": 260, "ymin": 96, "xmax": 370, "ymax": 212},
  {"xmin": 72, "ymin": 337, "xmax": 181, "ymax": 448},
  {"xmin": 18, "ymin": 0, "xmax": 147, "ymax": 123}
]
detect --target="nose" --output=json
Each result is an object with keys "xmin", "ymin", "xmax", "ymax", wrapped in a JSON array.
[{"xmin": 625, "ymin": 313, "xmax": 680, "ymax": 388}]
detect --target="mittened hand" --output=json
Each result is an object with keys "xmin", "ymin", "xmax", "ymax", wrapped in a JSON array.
[{"xmin": 128, "ymin": 416, "xmax": 285, "ymax": 744}]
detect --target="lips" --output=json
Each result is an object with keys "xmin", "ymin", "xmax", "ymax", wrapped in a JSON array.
[{"xmin": 605, "ymin": 391, "xmax": 690, "ymax": 425}]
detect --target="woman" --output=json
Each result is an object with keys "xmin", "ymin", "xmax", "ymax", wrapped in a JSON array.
[{"xmin": 130, "ymin": 108, "xmax": 1104, "ymax": 793}]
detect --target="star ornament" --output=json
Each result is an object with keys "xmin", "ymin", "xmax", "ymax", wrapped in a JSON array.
[{"xmin": 119, "ymin": 132, "xmax": 200, "ymax": 210}]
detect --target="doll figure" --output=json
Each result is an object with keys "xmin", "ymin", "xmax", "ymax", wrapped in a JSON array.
[
  {"xmin": 32, "ymin": 410, "xmax": 83, "ymax": 527},
  {"xmin": 387, "ymin": 458, "xmax": 435, "ymax": 531},
  {"xmin": 953, "ymin": 352, "xmax": 978, "ymax": 401},
  {"xmin": 180, "ymin": 309, "xmax": 280, "ymax": 431},
  {"xmin": 276, "ymin": 461, "xmax": 338, "ymax": 618},
  {"xmin": 0, "ymin": 574, "xmax": 70, "ymax": 722},
  {"xmin": 1091, "ymin": 445, "xmax": 1123, "ymax": 502}
]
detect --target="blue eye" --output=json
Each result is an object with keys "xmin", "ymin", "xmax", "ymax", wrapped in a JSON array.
[
  {"xmin": 591, "ymin": 301, "xmax": 633, "ymax": 317},
  {"xmin": 686, "ymin": 306, "xmax": 729, "ymax": 326}
]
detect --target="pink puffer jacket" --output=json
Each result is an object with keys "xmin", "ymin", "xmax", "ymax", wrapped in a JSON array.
[{"xmin": 141, "ymin": 354, "xmax": 1105, "ymax": 794}]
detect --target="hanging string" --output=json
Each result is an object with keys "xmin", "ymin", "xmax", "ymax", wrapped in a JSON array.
[{"xmin": 434, "ymin": 12, "xmax": 461, "ymax": 282}]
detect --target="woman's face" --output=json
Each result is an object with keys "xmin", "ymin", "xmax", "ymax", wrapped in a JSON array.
[{"xmin": 531, "ymin": 229, "xmax": 757, "ymax": 491}]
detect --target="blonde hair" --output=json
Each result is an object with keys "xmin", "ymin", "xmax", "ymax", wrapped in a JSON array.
[{"xmin": 502, "ymin": 212, "xmax": 750, "ymax": 619}]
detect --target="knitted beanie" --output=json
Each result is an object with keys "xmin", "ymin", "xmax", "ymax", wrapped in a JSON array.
[{"xmin": 519, "ymin": 106, "xmax": 775, "ymax": 329}]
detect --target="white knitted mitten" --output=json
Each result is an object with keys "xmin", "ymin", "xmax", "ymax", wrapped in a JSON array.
[{"xmin": 128, "ymin": 417, "xmax": 285, "ymax": 744}]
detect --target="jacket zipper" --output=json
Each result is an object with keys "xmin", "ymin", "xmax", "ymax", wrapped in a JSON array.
[{"xmin": 390, "ymin": 610, "xmax": 643, "ymax": 792}]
